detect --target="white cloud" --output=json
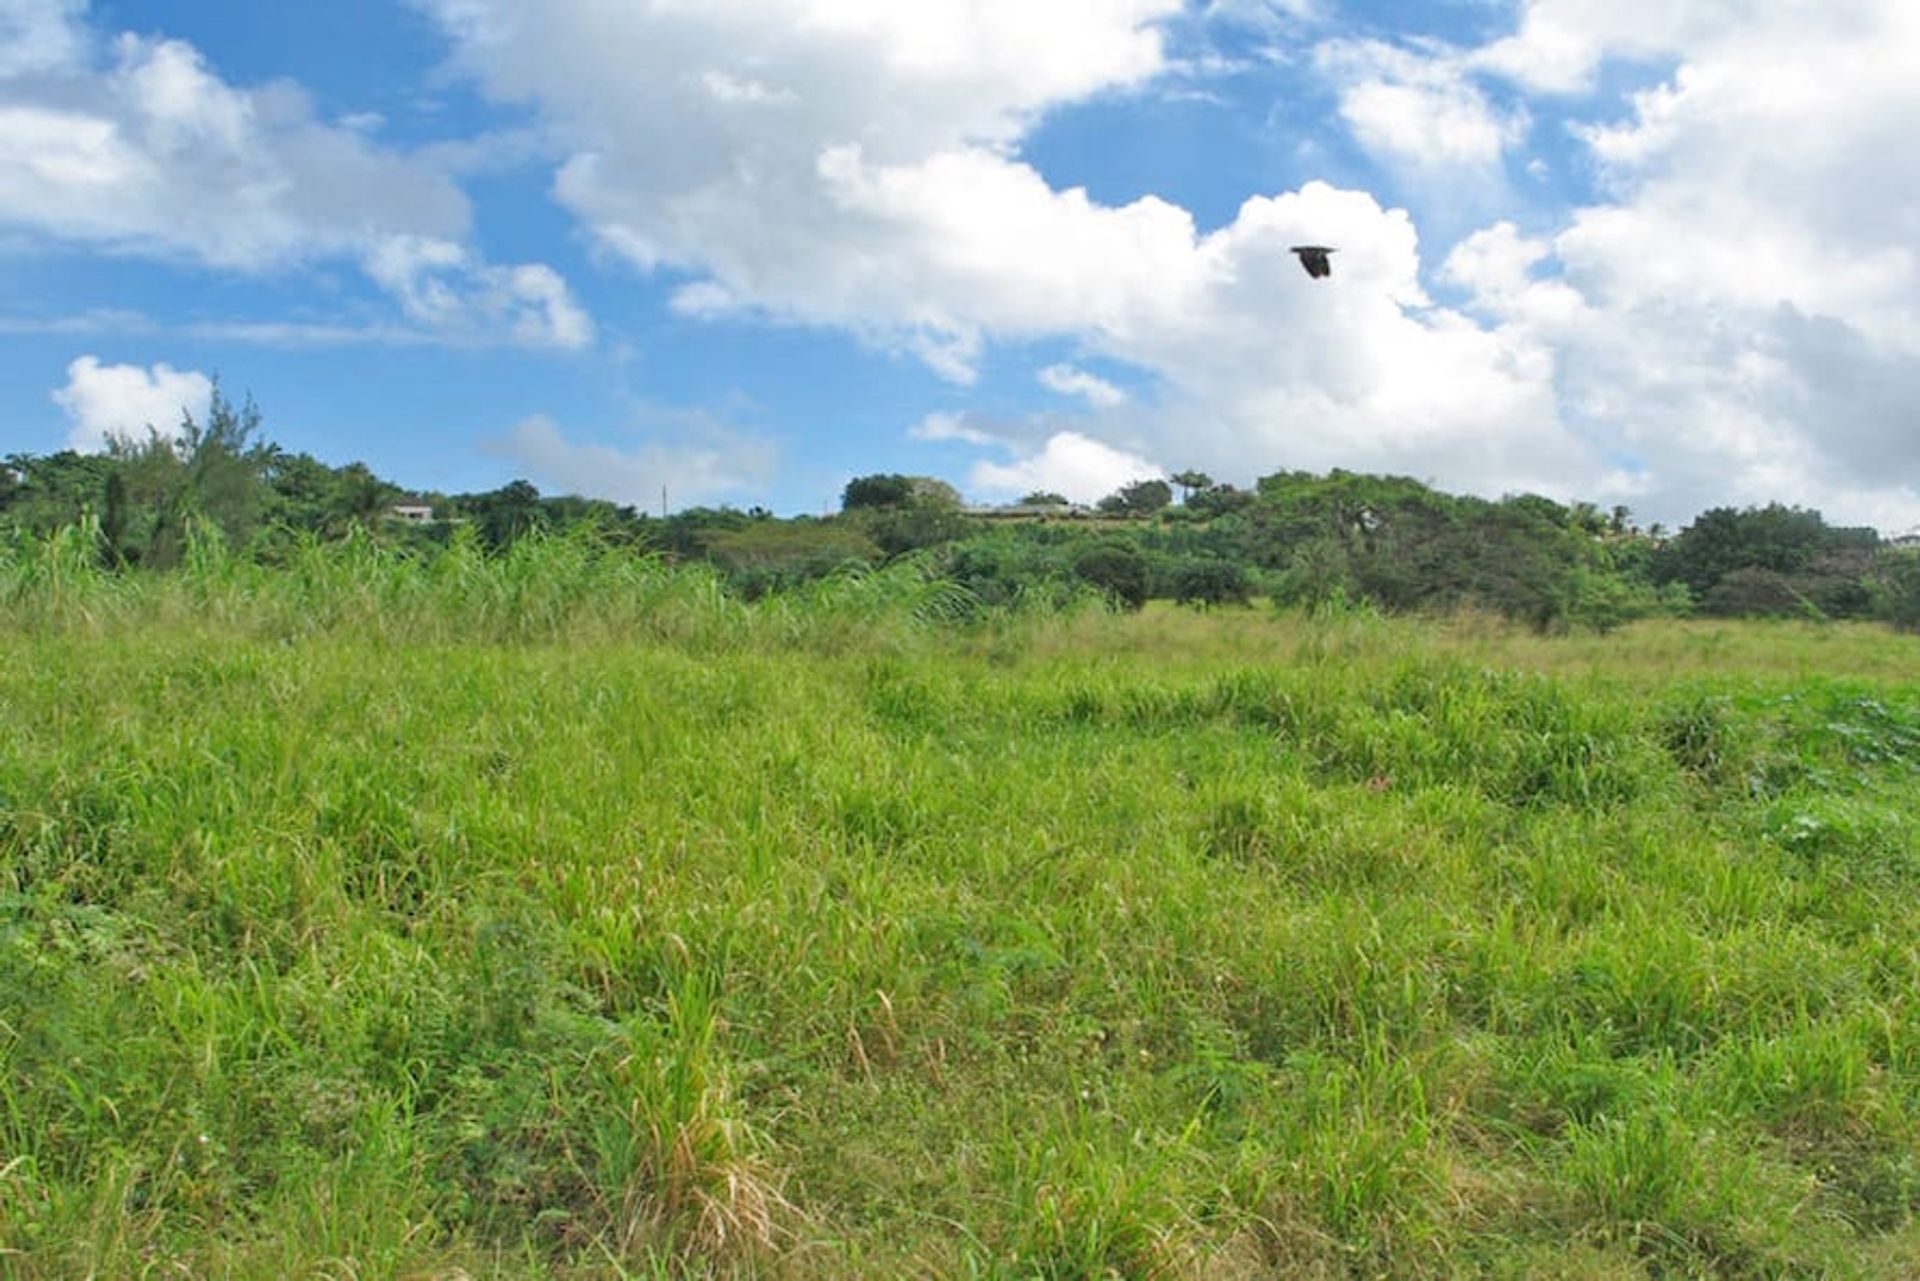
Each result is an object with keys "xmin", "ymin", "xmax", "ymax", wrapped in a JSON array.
[
  {"xmin": 1316, "ymin": 39, "xmax": 1528, "ymax": 174},
  {"xmin": 0, "ymin": 11, "xmax": 591, "ymax": 348},
  {"xmin": 908, "ymin": 412, "xmax": 998, "ymax": 446},
  {"xmin": 423, "ymin": 0, "xmax": 1920, "ymax": 530},
  {"xmin": 1038, "ymin": 364, "xmax": 1126, "ymax": 408},
  {"xmin": 363, "ymin": 235, "xmax": 593, "ymax": 349},
  {"xmin": 423, "ymin": 0, "xmax": 1182, "ymax": 377},
  {"xmin": 970, "ymin": 431, "xmax": 1162, "ymax": 505},
  {"xmin": 51, "ymin": 355, "xmax": 213, "ymax": 451},
  {"xmin": 0, "ymin": 0, "xmax": 86, "ymax": 80},
  {"xmin": 1441, "ymin": 221, "xmax": 1582, "ymax": 326},
  {"xmin": 422, "ymin": 2, "xmax": 1591, "ymax": 510},
  {"xmin": 489, "ymin": 413, "xmax": 779, "ymax": 509},
  {"xmin": 1470, "ymin": 0, "xmax": 1751, "ymax": 95},
  {"xmin": 1448, "ymin": 0, "xmax": 1920, "ymax": 527},
  {"xmin": 0, "ymin": 32, "xmax": 465, "ymax": 268}
]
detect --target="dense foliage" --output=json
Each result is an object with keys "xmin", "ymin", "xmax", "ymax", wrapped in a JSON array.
[{"xmin": 6, "ymin": 395, "xmax": 1919, "ymax": 632}]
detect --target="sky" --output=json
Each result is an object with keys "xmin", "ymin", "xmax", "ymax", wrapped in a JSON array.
[{"xmin": 2, "ymin": 0, "xmax": 1917, "ymax": 532}]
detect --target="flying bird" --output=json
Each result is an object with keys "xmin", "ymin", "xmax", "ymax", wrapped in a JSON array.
[{"xmin": 1290, "ymin": 245, "xmax": 1335, "ymax": 280}]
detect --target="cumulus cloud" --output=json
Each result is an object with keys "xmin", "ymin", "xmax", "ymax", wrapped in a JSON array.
[
  {"xmin": 422, "ymin": 0, "xmax": 1182, "ymax": 377},
  {"xmin": 1470, "ymin": 0, "xmax": 1745, "ymax": 95},
  {"xmin": 488, "ymin": 413, "xmax": 779, "ymax": 510},
  {"xmin": 52, "ymin": 354, "xmax": 213, "ymax": 451},
  {"xmin": 970, "ymin": 431, "xmax": 1162, "ymax": 505},
  {"xmin": 1315, "ymin": 39, "xmax": 1528, "ymax": 175},
  {"xmin": 1447, "ymin": 0, "xmax": 1920, "ymax": 526},
  {"xmin": 363, "ymin": 236, "xmax": 593, "ymax": 349},
  {"xmin": 423, "ymin": 3, "xmax": 1587, "ymax": 502},
  {"xmin": 0, "ymin": 8, "xmax": 590, "ymax": 348},
  {"xmin": 417, "ymin": 0, "xmax": 1920, "ymax": 529},
  {"xmin": 0, "ymin": 31, "xmax": 464, "ymax": 267}
]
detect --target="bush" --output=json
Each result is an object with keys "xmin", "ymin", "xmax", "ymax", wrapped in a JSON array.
[
  {"xmin": 1171, "ymin": 558, "xmax": 1251, "ymax": 607},
  {"xmin": 1072, "ymin": 542, "xmax": 1149, "ymax": 610},
  {"xmin": 1097, "ymin": 479, "xmax": 1172, "ymax": 517},
  {"xmin": 1869, "ymin": 549, "xmax": 1920, "ymax": 631},
  {"xmin": 1701, "ymin": 568, "xmax": 1813, "ymax": 618}
]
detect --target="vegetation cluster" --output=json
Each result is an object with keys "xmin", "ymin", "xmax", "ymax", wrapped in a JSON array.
[{"xmin": 7, "ymin": 389, "xmax": 1918, "ymax": 633}]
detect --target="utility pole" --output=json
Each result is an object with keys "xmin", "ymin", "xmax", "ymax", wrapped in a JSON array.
[{"xmin": 661, "ymin": 484, "xmax": 668, "ymax": 518}]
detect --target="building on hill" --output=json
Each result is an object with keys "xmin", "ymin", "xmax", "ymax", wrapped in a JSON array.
[{"xmin": 387, "ymin": 502, "xmax": 435, "ymax": 524}]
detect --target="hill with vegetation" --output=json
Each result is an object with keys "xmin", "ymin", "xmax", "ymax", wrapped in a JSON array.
[
  {"xmin": 6, "ymin": 387, "xmax": 1918, "ymax": 633},
  {"xmin": 7, "ymin": 390, "xmax": 1920, "ymax": 1272}
]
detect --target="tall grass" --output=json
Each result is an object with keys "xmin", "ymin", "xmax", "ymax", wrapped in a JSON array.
[
  {"xmin": 4, "ymin": 527, "xmax": 1920, "ymax": 1274},
  {"xmin": 0, "ymin": 521, "xmax": 999, "ymax": 651}
]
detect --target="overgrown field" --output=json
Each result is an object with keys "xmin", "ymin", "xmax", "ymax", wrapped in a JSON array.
[{"xmin": 5, "ymin": 537, "xmax": 1920, "ymax": 1276}]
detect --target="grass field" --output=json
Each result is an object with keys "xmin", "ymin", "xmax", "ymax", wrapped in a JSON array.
[{"xmin": 5, "ymin": 533, "xmax": 1920, "ymax": 1276}]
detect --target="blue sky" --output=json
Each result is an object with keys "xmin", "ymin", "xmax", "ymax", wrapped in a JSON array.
[{"xmin": 4, "ymin": 0, "xmax": 1918, "ymax": 531}]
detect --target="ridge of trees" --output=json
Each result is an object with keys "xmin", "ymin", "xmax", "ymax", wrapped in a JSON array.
[{"xmin": 5, "ymin": 392, "xmax": 1917, "ymax": 630}]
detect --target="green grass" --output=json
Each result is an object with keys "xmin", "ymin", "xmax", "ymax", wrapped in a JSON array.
[{"xmin": 5, "ymin": 532, "xmax": 1920, "ymax": 1275}]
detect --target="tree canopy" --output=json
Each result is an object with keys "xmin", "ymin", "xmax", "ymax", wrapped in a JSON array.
[{"xmin": 5, "ymin": 397, "xmax": 1915, "ymax": 631}]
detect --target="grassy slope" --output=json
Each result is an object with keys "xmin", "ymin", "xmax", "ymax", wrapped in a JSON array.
[{"xmin": 5, "ymin": 600, "xmax": 1920, "ymax": 1276}]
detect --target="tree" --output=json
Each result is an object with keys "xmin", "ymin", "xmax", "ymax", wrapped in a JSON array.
[
  {"xmin": 104, "ymin": 382, "xmax": 272, "ymax": 568},
  {"xmin": 1658, "ymin": 504, "xmax": 1831, "ymax": 596},
  {"xmin": 1868, "ymin": 549, "xmax": 1920, "ymax": 631},
  {"xmin": 101, "ymin": 470, "xmax": 130, "ymax": 567},
  {"xmin": 0, "ymin": 451, "xmax": 115, "ymax": 536},
  {"xmin": 1171, "ymin": 557, "xmax": 1250, "ymax": 606},
  {"xmin": 177, "ymin": 383, "xmax": 269, "ymax": 543},
  {"xmin": 471, "ymin": 479, "xmax": 546, "ymax": 550},
  {"xmin": 1170, "ymin": 470, "xmax": 1213, "ymax": 504},
  {"xmin": 1097, "ymin": 478, "xmax": 1172, "ymax": 518},
  {"xmin": 1655, "ymin": 503, "xmax": 1881, "ymax": 616},
  {"xmin": 862, "ymin": 503, "xmax": 970, "ymax": 557},
  {"xmin": 655, "ymin": 505, "xmax": 751, "ymax": 558},
  {"xmin": 1072, "ymin": 542, "xmax": 1149, "ymax": 609},
  {"xmin": 842, "ymin": 473, "xmax": 918, "ymax": 511},
  {"xmin": 1701, "ymin": 568, "xmax": 1809, "ymax": 617},
  {"xmin": 331, "ymin": 463, "xmax": 394, "ymax": 529},
  {"xmin": 906, "ymin": 476, "xmax": 963, "ymax": 509},
  {"xmin": 263, "ymin": 451, "xmax": 341, "ymax": 531},
  {"xmin": 1246, "ymin": 469, "xmax": 1646, "ymax": 629},
  {"xmin": 841, "ymin": 473, "xmax": 968, "ymax": 555},
  {"xmin": 1019, "ymin": 491, "xmax": 1070, "ymax": 508},
  {"xmin": 1185, "ymin": 483, "xmax": 1254, "ymax": 519}
]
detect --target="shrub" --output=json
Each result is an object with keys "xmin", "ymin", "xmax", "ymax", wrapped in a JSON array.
[
  {"xmin": 1868, "ymin": 549, "xmax": 1920, "ymax": 631},
  {"xmin": 1701, "ymin": 568, "xmax": 1812, "ymax": 618},
  {"xmin": 1171, "ymin": 558, "xmax": 1251, "ymax": 607},
  {"xmin": 1072, "ymin": 542, "xmax": 1149, "ymax": 609}
]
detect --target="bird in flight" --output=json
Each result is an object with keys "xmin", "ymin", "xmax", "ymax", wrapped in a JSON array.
[{"xmin": 1290, "ymin": 246, "xmax": 1335, "ymax": 279}]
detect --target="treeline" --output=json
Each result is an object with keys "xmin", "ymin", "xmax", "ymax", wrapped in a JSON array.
[{"xmin": 5, "ymin": 390, "xmax": 1918, "ymax": 630}]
